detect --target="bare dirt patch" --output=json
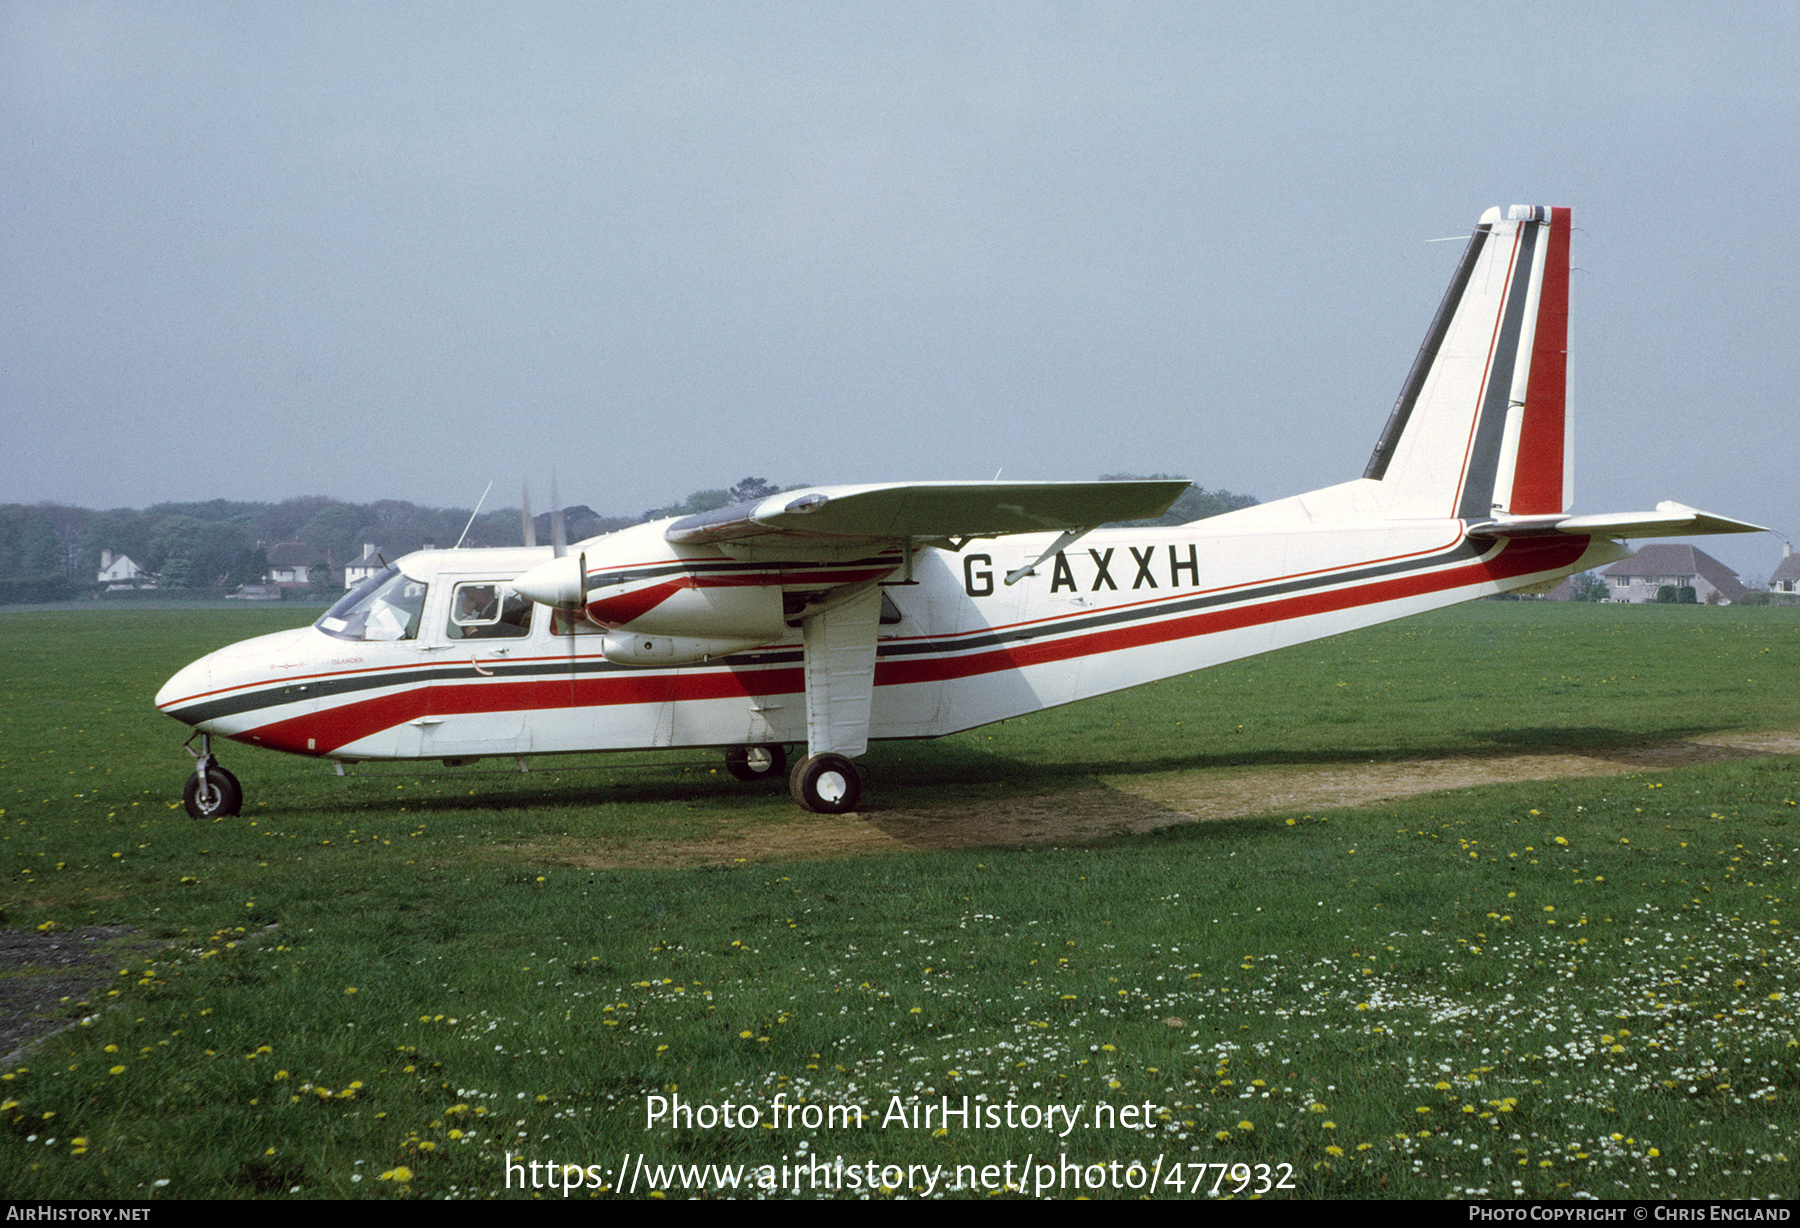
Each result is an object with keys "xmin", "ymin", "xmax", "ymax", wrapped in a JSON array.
[
  {"xmin": 1114, "ymin": 729, "xmax": 1800, "ymax": 826},
  {"xmin": 0, "ymin": 926, "xmax": 164, "ymax": 1065},
  {"xmin": 553, "ymin": 729, "xmax": 1800, "ymax": 869}
]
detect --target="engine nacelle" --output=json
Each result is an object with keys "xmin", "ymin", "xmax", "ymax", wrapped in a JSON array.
[
  {"xmin": 599, "ymin": 632, "xmax": 772, "ymax": 667},
  {"xmin": 514, "ymin": 522, "xmax": 791, "ymax": 643},
  {"xmin": 586, "ymin": 580, "xmax": 786, "ymax": 641}
]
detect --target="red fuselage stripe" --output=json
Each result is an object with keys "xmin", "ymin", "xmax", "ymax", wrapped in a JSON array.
[
  {"xmin": 880, "ymin": 533, "xmax": 1581, "ymax": 685},
  {"xmin": 228, "ymin": 535, "xmax": 1584, "ymax": 756}
]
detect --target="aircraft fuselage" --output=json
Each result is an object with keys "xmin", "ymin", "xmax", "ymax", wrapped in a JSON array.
[{"xmin": 154, "ymin": 503, "xmax": 1623, "ymax": 766}]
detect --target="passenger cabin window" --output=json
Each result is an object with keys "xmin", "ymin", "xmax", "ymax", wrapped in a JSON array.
[{"xmin": 448, "ymin": 583, "xmax": 532, "ymax": 639}]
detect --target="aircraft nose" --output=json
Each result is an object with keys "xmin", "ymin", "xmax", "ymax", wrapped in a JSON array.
[
  {"xmin": 155, "ymin": 656, "xmax": 213, "ymax": 725},
  {"xmin": 155, "ymin": 625, "xmax": 318, "ymax": 729}
]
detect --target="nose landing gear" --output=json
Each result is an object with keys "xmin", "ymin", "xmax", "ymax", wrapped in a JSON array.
[{"xmin": 182, "ymin": 733, "xmax": 242, "ymax": 819}]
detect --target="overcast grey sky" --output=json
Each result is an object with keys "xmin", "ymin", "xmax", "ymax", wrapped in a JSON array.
[{"xmin": 3, "ymin": 2, "xmax": 1794, "ymax": 578}]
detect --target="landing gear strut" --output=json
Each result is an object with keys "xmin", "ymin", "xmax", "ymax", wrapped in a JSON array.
[
  {"xmin": 724, "ymin": 743, "xmax": 787, "ymax": 783},
  {"xmin": 788, "ymin": 753, "xmax": 863, "ymax": 814},
  {"xmin": 182, "ymin": 732, "xmax": 242, "ymax": 819}
]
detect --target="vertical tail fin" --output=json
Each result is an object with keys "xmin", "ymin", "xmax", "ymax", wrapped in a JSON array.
[{"xmin": 1363, "ymin": 205, "xmax": 1572, "ymax": 521}]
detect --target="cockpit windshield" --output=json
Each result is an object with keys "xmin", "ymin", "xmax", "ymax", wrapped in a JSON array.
[{"xmin": 316, "ymin": 565, "xmax": 429, "ymax": 642}]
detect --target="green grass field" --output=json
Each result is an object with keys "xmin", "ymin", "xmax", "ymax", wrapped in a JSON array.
[{"xmin": 0, "ymin": 602, "xmax": 1795, "ymax": 1199}]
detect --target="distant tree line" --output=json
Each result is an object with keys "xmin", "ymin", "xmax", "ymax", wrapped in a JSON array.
[
  {"xmin": 1097, "ymin": 474, "xmax": 1259, "ymax": 526},
  {"xmin": 0, "ymin": 474, "xmax": 1256, "ymax": 601},
  {"xmin": 1566, "ymin": 572, "xmax": 1609, "ymax": 602}
]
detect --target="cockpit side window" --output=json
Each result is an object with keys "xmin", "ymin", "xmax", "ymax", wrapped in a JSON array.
[
  {"xmin": 316, "ymin": 565, "xmax": 429, "ymax": 642},
  {"xmin": 448, "ymin": 582, "xmax": 531, "ymax": 639}
]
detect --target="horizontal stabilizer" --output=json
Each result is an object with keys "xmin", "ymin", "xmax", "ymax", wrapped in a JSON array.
[
  {"xmin": 665, "ymin": 480, "xmax": 1190, "ymax": 548},
  {"xmin": 1467, "ymin": 501, "xmax": 1766, "ymax": 540}
]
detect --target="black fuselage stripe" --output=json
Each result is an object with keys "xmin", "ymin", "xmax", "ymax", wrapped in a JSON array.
[
  {"xmin": 167, "ymin": 536, "xmax": 1486, "ymax": 726},
  {"xmin": 876, "ymin": 537, "xmax": 1483, "ymax": 658}
]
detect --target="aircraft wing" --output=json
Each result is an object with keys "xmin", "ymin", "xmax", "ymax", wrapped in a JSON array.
[
  {"xmin": 1467, "ymin": 501, "xmax": 1766, "ymax": 540},
  {"xmin": 664, "ymin": 480, "xmax": 1191, "ymax": 549}
]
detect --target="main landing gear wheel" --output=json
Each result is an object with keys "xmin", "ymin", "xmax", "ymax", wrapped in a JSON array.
[
  {"xmin": 789, "ymin": 753, "xmax": 863, "ymax": 814},
  {"xmin": 184, "ymin": 767, "xmax": 242, "ymax": 819},
  {"xmin": 725, "ymin": 744, "xmax": 788, "ymax": 783}
]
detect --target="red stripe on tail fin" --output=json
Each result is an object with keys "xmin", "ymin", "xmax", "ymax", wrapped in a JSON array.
[{"xmin": 1508, "ymin": 207, "xmax": 1571, "ymax": 514}]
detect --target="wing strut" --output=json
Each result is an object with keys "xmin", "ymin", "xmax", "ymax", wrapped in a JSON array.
[{"xmin": 1005, "ymin": 527, "xmax": 1092, "ymax": 586}]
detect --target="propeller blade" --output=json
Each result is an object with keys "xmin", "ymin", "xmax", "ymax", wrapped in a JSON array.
[
  {"xmin": 550, "ymin": 469, "xmax": 567, "ymax": 558},
  {"xmin": 522, "ymin": 478, "xmax": 537, "ymax": 548},
  {"xmin": 566, "ymin": 551, "xmax": 584, "ymax": 703}
]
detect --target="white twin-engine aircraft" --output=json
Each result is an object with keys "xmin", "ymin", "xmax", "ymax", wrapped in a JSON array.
[{"xmin": 157, "ymin": 206, "xmax": 1760, "ymax": 817}]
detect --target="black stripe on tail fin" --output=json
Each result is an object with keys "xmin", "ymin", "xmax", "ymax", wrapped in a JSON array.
[{"xmin": 1364, "ymin": 220, "xmax": 1493, "ymax": 481}]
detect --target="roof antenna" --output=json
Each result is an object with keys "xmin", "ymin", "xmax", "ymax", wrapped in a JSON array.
[{"xmin": 453, "ymin": 480, "xmax": 494, "ymax": 549}]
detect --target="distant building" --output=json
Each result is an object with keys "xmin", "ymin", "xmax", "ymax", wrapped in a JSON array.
[
  {"xmin": 1600, "ymin": 544, "xmax": 1747, "ymax": 604},
  {"xmin": 97, "ymin": 550, "xmax": 147, "ymax": 586},
  {"xmin": 342, "ymin": 543, "xmax": 387, "ymax": 590},
  {"xmin": 1769, "ymin": 545, "xmax": 1800, "ymax": 596},
  {"xmin": 265, "ymin": 542, "xmax": 317, "ymax": 589}
]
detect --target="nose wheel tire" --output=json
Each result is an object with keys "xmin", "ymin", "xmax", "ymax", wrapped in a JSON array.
[
  {"xmin": 184, "ymin": 767, "xmax": 243, "ymax": 819},
  {"xmin": 725, "ymin": 744, "xmax": 788, "ymax": 783},
  {"xmin": 789, "ymin": 753, "xmax": 863, "ymax": 814}
]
